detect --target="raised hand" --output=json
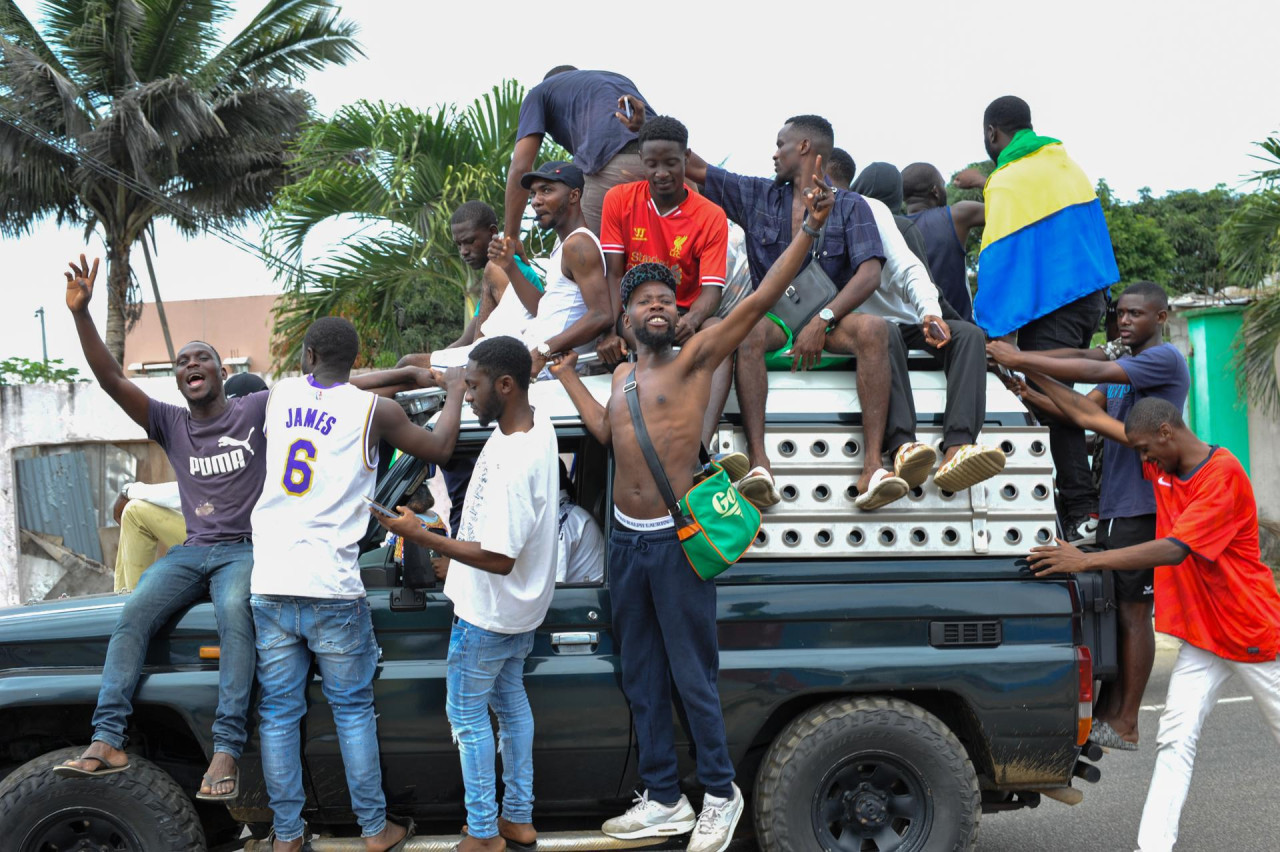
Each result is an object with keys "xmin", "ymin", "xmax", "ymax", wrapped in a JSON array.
[
  {"xmin": 64, "ymin": 254, "xmax": 99, "ymax": 314},
  {"xmin": 799, "ymin": 156, "xmax": 834, "ymax": 227},
  {"xmin": 487, "ymin": 234, "xmax": 517, "ymax": 269},
  {"xmin": 953, "ymin": 168, "xmax": 987, "ymax": 190}
]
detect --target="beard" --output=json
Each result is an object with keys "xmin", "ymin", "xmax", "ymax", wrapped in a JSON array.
[{"xmin": 634, "ymin": 319, "xmax": 677, "ymax": 350}]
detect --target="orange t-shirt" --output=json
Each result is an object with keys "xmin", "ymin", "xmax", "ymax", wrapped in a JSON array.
[
  {"xmin": 1146, "ymin": 448, "xmax": 1280, "ymax": 662},
  {"xmin": 599, "ymin": 181, "xmax": 728, "ymax": 309}
]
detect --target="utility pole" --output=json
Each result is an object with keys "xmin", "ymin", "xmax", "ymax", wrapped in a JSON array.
[{"xmin": 34, "ymin": 307, "xmax": 48, "ymax": 369}]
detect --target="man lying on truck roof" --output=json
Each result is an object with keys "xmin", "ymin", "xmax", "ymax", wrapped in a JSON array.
[
  {"xmin": 55, "ymin": 255, "xmax": 267, "ymax": 803},
  {"xmin": 549, "ymin": 167, "xmax": 836, "ymax": 852}
]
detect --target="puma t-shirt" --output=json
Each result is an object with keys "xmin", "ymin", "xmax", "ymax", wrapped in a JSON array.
[{"xmin": 147, "ymin": 391, "xmax": 269, "ymax": 545}]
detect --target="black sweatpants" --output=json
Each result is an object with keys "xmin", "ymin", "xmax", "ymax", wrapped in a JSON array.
[{"xmin": 1017, "ymin": 289, "xmax": 1107, "ymax": 518}]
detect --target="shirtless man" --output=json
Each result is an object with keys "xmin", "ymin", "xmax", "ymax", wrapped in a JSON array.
[{"xmin": 550, "ymin": 167, "xmax": 834, "ymax": 852}]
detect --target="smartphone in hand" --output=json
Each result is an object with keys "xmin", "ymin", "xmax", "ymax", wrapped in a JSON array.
[
  {"xmin": 362, "ymin": 494, "xmax": 399, "ymax": 519},
  {"xmin": 927, "ymin": 320, "xmax": 949, "ymax": 342}
]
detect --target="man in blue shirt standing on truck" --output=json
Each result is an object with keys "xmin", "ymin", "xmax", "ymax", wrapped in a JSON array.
[{"xmin": 505, "ymin": 67, "xmax": 652, "ymax": 238}]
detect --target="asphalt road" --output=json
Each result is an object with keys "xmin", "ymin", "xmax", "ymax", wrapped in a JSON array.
[{"xmin": 977, "ymin": 637, "xmax": 1280, "ymax": 851}]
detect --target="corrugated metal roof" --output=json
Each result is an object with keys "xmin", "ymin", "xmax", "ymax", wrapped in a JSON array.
[{"xmin": 15, "ymin": 451, "xmax": 103, "ymax": 562}]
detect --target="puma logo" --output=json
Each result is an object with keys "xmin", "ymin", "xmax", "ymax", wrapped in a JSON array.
[
  {"xmin": 217, "ymin": 427, "xmax": 257, "ymax": 456},
  {"xmin": 712, "ymin": 489, "xmax": 743, "ymax": 518}
]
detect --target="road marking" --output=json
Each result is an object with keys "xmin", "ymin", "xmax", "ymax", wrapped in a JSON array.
[{"xmin": 1140, "ymin": 695, "xmax": 1256, "ymax": 713}]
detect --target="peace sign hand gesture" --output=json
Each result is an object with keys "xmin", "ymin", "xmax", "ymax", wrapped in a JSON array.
[{"xmin": 65, "ymin": 254, "xmax": 99, "ymax": 315}]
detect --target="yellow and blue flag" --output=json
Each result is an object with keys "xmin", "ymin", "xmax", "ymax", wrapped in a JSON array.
[{"xmin": 975, "ymin": 131, "xmax": 1118, "ymax": 337}]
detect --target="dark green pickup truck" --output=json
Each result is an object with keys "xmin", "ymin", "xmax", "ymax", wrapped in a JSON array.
[{"xmin": 0, "ymin": 370, "xmax": 1116, "ymax": 851}]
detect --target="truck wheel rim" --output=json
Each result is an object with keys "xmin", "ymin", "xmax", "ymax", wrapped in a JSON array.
[
  {"xmin": 23, "ymin": 806, "xmax": 142, "ymax": 852},
  {"xmin": 810, "ymin": 751, "xmax": 932, "ymax": 852}
]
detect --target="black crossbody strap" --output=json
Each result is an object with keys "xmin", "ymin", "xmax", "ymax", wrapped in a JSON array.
[{"xmin": 623, "ymin": 368, "xmax": 686, "ymax": 525}]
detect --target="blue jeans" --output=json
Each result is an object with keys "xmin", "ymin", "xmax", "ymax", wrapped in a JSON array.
[
  {"xmin": 447, "ymin": 618, "xmax": 537, "ymax": 839},
  {"xmin": 609, "ymin": 527, "xmax": 735, "ymax": 802},
  {"xmin": 252, "ymin": 595, "xmax": 386, "ymax": 842},
  {"xmin": 92, "ymin": 540, "xmax": 254, "ymax": 758}
]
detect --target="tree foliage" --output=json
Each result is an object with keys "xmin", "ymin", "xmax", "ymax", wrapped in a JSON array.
[
  {"xmin": 0, "ymin": 357, "xmax": 82, "ymax": 385},
  {"xmin": 1221, "ymin": 133, "xmax": 1280, "ymax": 414},
  {"xmin": 266, "ymin": 81, "xmax": 567, "ymax": 368},
  {"xmin": 1097, "ymin": 178, "xmax": 1176, "ymax": 289},
  {"xmin": 0, "ymin": 0, "xmax": 362, "ymax": 361}
]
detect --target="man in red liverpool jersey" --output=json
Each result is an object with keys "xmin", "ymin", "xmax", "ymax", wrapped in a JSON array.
[
  {"xmin": 596, "ymin": 116, "xmax": 778, "ymax": 507},
  {"xmin": 1028, "ymin": 396, "xmax": 1280, "ymax": 852}
]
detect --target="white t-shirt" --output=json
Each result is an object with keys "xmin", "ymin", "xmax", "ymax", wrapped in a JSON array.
[
  {"xmin": 445, "ymin": 411, "xmax": 560, "ymax": 633},
  {"xmin": 555, "ymin": 490, "xmax": 605, "ymax": 584}
]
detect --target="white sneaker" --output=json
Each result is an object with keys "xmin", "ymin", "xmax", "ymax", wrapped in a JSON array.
[
  {"xmin": 602, "ymin": 790, "xmax": 696, "ymax": 839},
  {"xmin": 686, "ymin": 784, "xmax": 744, "ymax": 852}
]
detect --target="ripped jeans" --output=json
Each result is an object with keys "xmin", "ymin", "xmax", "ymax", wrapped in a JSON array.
[
  {"xmin": 252, "ymin": 595, "xmax": 387, "ymax": 843},
  {"xmin": 446, "ymin": 617, "xmax": 537, "ymax": 839}
]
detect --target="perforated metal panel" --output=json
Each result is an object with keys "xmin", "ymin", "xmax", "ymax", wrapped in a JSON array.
[{"xmin": 710, "ymin": 423, "xmax": 1057, "ymax": 559}]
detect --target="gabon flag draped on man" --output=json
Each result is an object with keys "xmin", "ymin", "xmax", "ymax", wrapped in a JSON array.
[{"xmin": 974, "ymin": 131, "xmax": 1119, "ymax": 337}]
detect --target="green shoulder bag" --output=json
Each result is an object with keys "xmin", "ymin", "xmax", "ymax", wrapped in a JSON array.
[{"xmin": 624, "ymin": 369, "xmax": 761, "ymax": 580}]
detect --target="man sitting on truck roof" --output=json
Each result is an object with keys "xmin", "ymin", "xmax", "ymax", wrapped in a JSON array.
[
  {"xmin": 595, "ymin": 116, "xmax": 776, "ymax": 506},
  {"xmin": 847, "ymin": 161, "xmax": 1007, "ymax": 495},
  {"xmin": 54, "ymin": 256, "xmax": 266, "ymax": 804},
  {"xmin": 550, "ymin": 169, "xmax": 837, "ymax": 852},
  {"xmin": 989, "ymin": 282, "xmax": 1189, "ymax": 752},
  {"xmin": 1028, "ymin": 397, "xmax": 1280, "ymax": 852}
]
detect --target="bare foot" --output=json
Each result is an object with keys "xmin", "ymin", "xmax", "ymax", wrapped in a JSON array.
[
  {"xmin": 366, "ymin": 818, "xmax": 409, "ymax": 852},
  {"xmin": 197, "ymin": 751, "xmax": 238, "ymax": 797},
  {"xmin": 62, "ymin": 740, "xmax": 128, "ymax": 773},
  {"xmin": 854, "ymin": 467, "xmax": 887, "ymax": 495},
  {"xmin": 499, "ymin": 817, "xmax": 536, "ymax": 846},
  {"xmin": 457, "ymin": 832, "xmax": 505, "ymax": 852}
]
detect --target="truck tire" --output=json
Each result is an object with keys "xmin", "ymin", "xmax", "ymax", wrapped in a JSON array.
[
  {"xmin": 755, "ymin": 696, "xmax": 979, "ymax": 852},
  {"xmin": 0, "ymin": 746, "xmax": 206, "ymax": 852}
]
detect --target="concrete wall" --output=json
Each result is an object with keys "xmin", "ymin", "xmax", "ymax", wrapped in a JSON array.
[{"xmin": 0, "ymin": 379, "xmax": 186, "ymax": 607}]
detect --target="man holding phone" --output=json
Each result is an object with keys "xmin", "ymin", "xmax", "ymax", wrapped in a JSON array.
[{"xmin": 249, "ymin": 317, "xmax": 465, "ymax": 851}]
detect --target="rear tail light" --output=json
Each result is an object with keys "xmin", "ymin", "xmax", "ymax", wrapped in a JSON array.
[{"xmin": 1076, "ymin": 646, "xmax": 1093, "ymax": 746}]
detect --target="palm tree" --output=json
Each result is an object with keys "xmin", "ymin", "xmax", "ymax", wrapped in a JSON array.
[
  {"xmin": 266, "ymin": 80, "xmax": 567, "ymax": 368},
  {"xmin": 0, "ymin": 0, "xmax": 362, "ymax": 362},
  {"xmin": 1221, "ymin": 134, "xmax": 1280, "ymax": 413}
]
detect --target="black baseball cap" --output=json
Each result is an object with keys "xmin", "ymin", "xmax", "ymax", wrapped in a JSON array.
[
  {"xmin": 519, "ymin": 160, "xmax": 585, "ymax": 191},
  {"xmin": 225, "ymin": 372, "xmax": 268, "ymax": 399}
]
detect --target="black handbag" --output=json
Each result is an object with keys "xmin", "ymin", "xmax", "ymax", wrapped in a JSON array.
[{"xmin": 768, "ymin": 221, "xmax": 838, "ymax": 335}]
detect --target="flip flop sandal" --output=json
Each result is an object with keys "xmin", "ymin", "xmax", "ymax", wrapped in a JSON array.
[
  {"xmin": 737, "ymin": 467, "xmax": 781, "ymax": 509},
  {"xmin": 1089, "ymin": 720, "xmax": 1139, "ymax": 752},
  {"xmin": 195, "ymin": 766, "xmax": 240, "ymax": 801},
  {"xmin": 388, "ymin": 817, "xmax": 416, "ymax": 852},
  {"xmin": 52, "ymin": 755, "xmax": 131, "ymax": 778},
  {"xmin": 933, "ymin": 445, "xmax": 1007, "ymax": 492},
  {"xmin": 263, "ymin": 828, "xmax": 315, "ymax": 851},
  {"xmin": 854, "ymin": 469, "xmax": 910, "ymax": 511},
  {"xmin": 711, "ymin": 452, "xmax": 750, "ymax": 482},
  {"xmin": 893, "ymin": 442, "xmax": 938, "ymax": 490},
  {"xmin": 462, "ymin": 823, "xmax": 532, "ymax": 851}
]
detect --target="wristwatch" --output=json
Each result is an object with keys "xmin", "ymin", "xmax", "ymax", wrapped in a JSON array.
[
  {"xmin": 536, "ymin": 342, "xmax": 552, "ymax": 358},
  {"xmin": 818, "ymin": 308, "xmax": 835, "ymax": 332}
]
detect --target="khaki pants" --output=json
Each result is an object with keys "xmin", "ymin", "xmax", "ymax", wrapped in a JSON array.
[
  {"xmin": 114, "ymin": 500, "xmax": 187, "ymax": 592},
  {"xmin": 580, "ymin": 148, "xmax": 645, "ymax": 236}
]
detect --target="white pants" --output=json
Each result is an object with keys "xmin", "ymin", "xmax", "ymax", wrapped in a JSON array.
[{"xmin": 1136, "ymin": 642, "xmax": 1280, "ymax": 851}]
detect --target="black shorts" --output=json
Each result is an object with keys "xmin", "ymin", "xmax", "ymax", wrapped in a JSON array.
[{"xmin": 1098, "ymin": 515, "xmax": 1157, "ymax": 602}]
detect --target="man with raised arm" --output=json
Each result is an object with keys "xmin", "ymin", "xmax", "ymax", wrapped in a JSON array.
[
  {"xmin": 505, "ymin": 67, "xmax": 652, "ymax": 238},
  {"xmin": 549, "ymin": 170, "xmax": 835, "ymax": 852},
  {"xmin": 54, "ymin": 256, "xmax": 264, "ymax": 804},
  {"xmin": 250, "ymin": 317, "xmax": 466, "ymax": 852},
  {"xmin": 1029, "ymin": 397, "xmax": 1280, "ymax": 852}
]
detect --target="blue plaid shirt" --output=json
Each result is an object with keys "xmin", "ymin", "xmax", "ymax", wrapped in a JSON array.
[{"xmin": 704, "ymin": 165, "xmax": 884, "ymax": 289}]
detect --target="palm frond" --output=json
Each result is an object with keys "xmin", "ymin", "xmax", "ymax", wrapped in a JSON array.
[
  {"xmin": 132, "ymin": 0, "xmax": 227, "ymax": 80},
  {"xmin": 1218, "ymin": 189, "xmax": 1280, "ymax": 289},
  {"xmin": 0, "ymin": 39, "xmax": 91, "ymax": 135},
  {"xmin": 202, "ymin": 0, "xmax": 361, "ymax": 89},
  {"xmin": 1233, "ymin": 289, "xmax": 1280, "ymax": 415},
  {"xmin": 0, "ymin": 0, "xmax": 76, "ymax": 81}
]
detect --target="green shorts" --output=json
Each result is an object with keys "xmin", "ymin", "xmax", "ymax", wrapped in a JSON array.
[{"xmin": 762, "ymin": 312, "xmax": 852, "ymax": 371}]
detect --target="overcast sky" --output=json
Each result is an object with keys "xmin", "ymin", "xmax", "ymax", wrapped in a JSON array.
[{"xmin": 5, "ymin": 0, "xmax": 1278, "ymax": 373}]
